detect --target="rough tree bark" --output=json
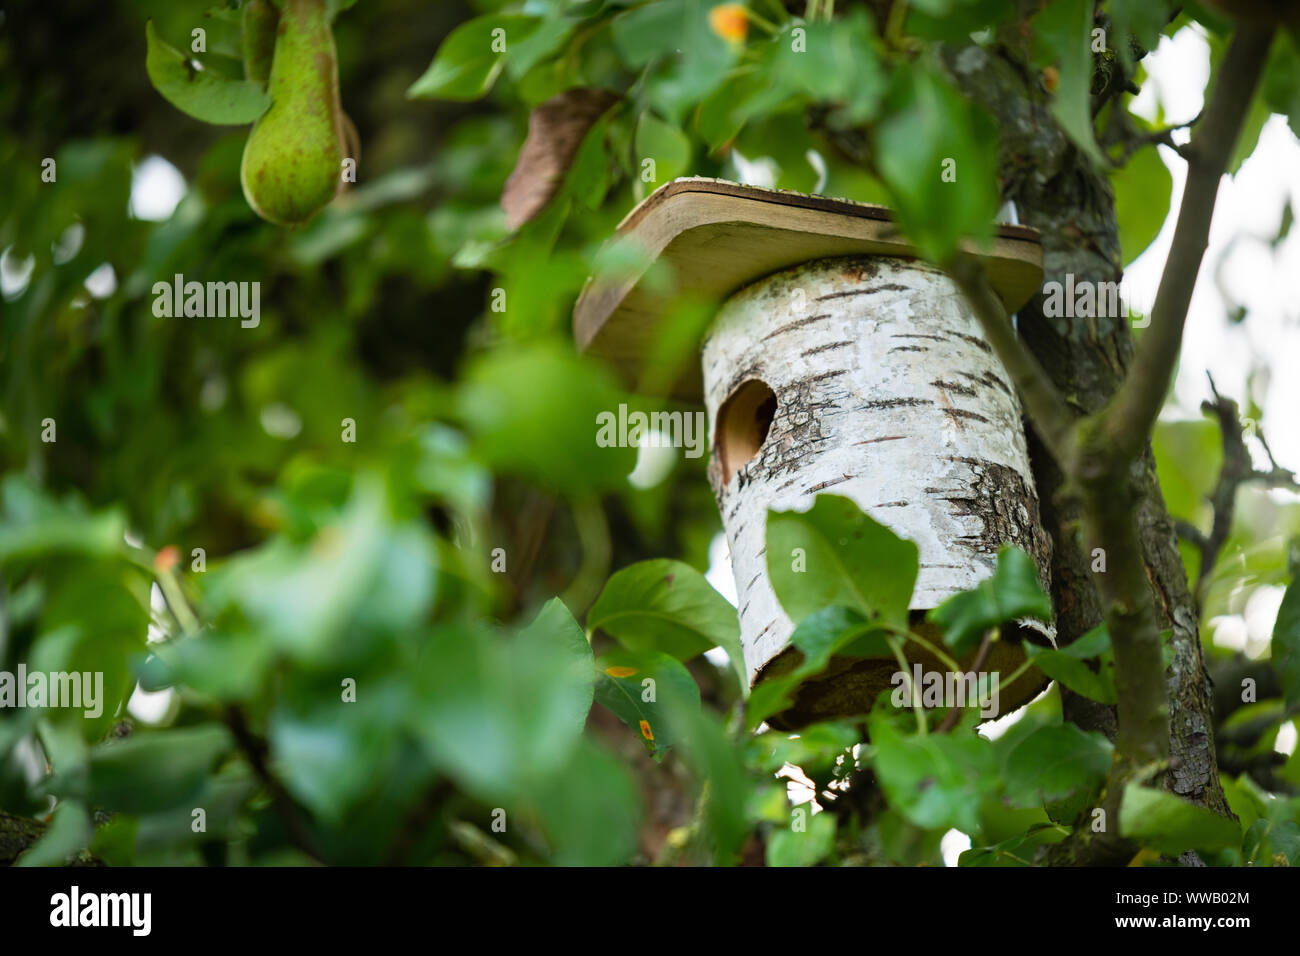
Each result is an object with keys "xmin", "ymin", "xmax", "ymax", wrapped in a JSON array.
[
  {"xmin": 817, "ymin": 30, "xmax": 1236, "ymax": 844},
  {"xmin": 812, "ymin": 5, "xmax": 1281, "ymax": 866},
  {"xmin": 931, "ymin": 19, "xmax": 1267, "ymax": 841}
]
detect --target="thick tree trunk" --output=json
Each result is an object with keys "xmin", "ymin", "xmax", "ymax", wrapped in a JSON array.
[
  {"xmin": 941, "ymin": 42, "xmax": 1232, "ymax": 819},
  {"xmin": 0, "ymin": 812, "xmax": 46, "ymax": 866}
]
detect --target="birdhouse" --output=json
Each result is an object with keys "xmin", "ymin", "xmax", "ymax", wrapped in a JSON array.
[{"xmin": 575, "ymin": 178, "xmax": 1054, "ymax": 728}]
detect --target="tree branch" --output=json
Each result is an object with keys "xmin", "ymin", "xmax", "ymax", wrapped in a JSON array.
[
  {"xmin": 1102, "ymin": 22, "xmax": 1276, "ymax": 461},
  {"xmin": 1189, "ymin": 373, "xmax": 1255, "ymax": 607},
  {"xmin": 1101, "ymin": 108, "xmax": 1200, "ymax": 167},
  {"xmin": 946, "ymin": 255, "xmax": 1077, "ymax": 465},
  {"xmin": 1175, "ymin": 373, "xmax": 1299, "ymax": 610},
  {"xmin": 1054, "ymin": 25, "xmax": 1276, "ymax": 846},
  {"xmin": 1, "ymin": 811, "xmax": 49, "ymax": 866},
  {"xmin": 222, "ymin": 705, "xmax": 327, "ymax": 865},
  {"xmin": 1087, "ymin": 500, "xmax": 1169, "ymax": 767}
]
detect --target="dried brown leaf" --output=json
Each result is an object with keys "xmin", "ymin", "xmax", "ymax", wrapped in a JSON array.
[{"xmin": 502, "ymin": 88, "xmax": 620, "ymax": 230}]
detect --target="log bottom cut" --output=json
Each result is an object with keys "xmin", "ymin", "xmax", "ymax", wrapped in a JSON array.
[{"xmin": 702, "ymin": 255, "xmax": 1053, "ymax": 721}]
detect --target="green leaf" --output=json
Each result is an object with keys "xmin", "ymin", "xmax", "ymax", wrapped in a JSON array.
[
  {"xmin": 1031, "ymin": 0, "xmax": 1104, "ymax": 166},
  {"xmin": 86, "ymin": 726, "xmax": 232, "ymax": 815},
  {"xmin": 1242, "ymin": 816, "xmax": 1300, "ymax": 866},
  {"xmin": 457, "ymin": 344, "xmax": 636, "ymax": 494},
  {"xmin": 1272, "ymin": 578, "xmax": 1300, "ymax": 706},
  {"xmin": 139, "ymin": 630, "xmax": 274, "ymax": 702},
  {"xmin": 1004, "ymin": 723, "xmax": 1112, "ymax": 822},
  {"xmin": 204, "ymin": 476, "xmax": 437, "ymax": 662},
  {"xmin": 588, "ymin": 559, "xmax": 742, "ymax": 684},
  {"xmin": 758, "ymin": 11, "xmax": 884, "ymax": 123},
  {"xmin": 413, "ymin": 424, "xmax": 492, "ymax": 518},
  {"xmin": 1026, "ymin": 648, "xmax": 1117, "ymax": 704},
  {"xmin": 131, "ymin": 766, "xmax": 257, "ymax": 860},
  {"xmin": 696, "ymin": 70, "xmax": 765, "ymax": 151},
  {"xmin": 0, "ymin": 476, "xmax": 125, "ymax": 563},
  {"xmin": 1109, "ymin": 142, "xmax": 1173, "ymax": 266},
  {"xmin": 1220, "ymin": 772, "xmax": 1267, "ymax": 834},
  {"xmin": 529, "ymin": 738, "xmax": 643, "ymax": 866},
  {"xmin": 1119, "ymin": 783, "xmax": 1242, "ymax": 855},
  {"xmin": 868, "ymin": 707, "xmax": 994, "ymax": 834},
  {"xmin": 746, "ymin": 606, "xmax": 881, "ymax": 728},
  {"xmin": 88, "ymin": 816, "xmax": 139, "ymax": 867},
  {"xmin": 518, "ymin": 597, "xmax": 595, "ymax": 738},
  {"xmin": 958, "ymin": 832, "xmax": 1042, "ymax": 867},
  {"xmin": 904, "ymin": 0, "xmax": 1017, "ymax": 41},
  {"xmin": 567, "ymin": 113, "xmax": 615, "ymax": 211},
  {"xmin": 1108, "ymin": 0, "xmax": 1170, "ymax": 72},
  {"xmin": 613, "ymin": 0, "xmax": 737, "ymax": 123},
  {"xmin": 1262, "ymin": 31, "xmax": 1300, "ymax": 141},
  {"xmin": 928, "ymin": 545, "xmax": 1052, "ymax": 654},
  {"xmin": 593, "ymin": 648, "xmax": 701, "ymax": 757},
  {"xmin": 766, "ymin": 494, "xmax": 918, "ymax": 629},
  {"xmin": 873, "ymin": 62, "xmax": 1000, "ymax": 261},
  {"xmin": 1022, "ymin": 623, "xmax": 1116, "ymax": 703},
  {"xmin": 33, "ymin": 561, "xmax": 151, "ymax": 741},
  {"xmin": 634, "ymin": 111, "xmax": 692, "ymax": 190},
  {"xmin": 702, "ymin": 14, "xmax": 887, "ymax": 152},
  {"xmin": 415, "ymin": 614, "xmax": 595, "ymax": 799},
  {"xmin": 145, "ymin": 21, "xmax": 271, "ymax": 125},
  {"xmin": 766, "ymin": 808, "xmax": 836, "ymax": 867},
  {"xmin": 1229, "ymin": 95, "xmax": 1273, "ymax": 174},
  {"xmin": 502, "ymin": 17, "xmax": 573, "ymax": 82},
  {"xmin": 268, "ymin": 684, "xmax": 409, "ymax": 825},
  {"xmin": 666, "ymin": 703, "xmax": 750, "ymax": 864},
  {"xmin": 407, "ymin": 15, "xmax": 541, "ymax": 101},
  {"xmin": 611, "ymin": 0, "xmax": 687, "ymax": 68},
  {"xmin": 1152, "ymin": 418, "xmax": 1222, "ymax": 527}
]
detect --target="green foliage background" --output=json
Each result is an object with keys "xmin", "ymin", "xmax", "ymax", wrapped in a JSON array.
[{"xmin": 2, "ymin": 0, "xmax": 1300, "ymax": 866}]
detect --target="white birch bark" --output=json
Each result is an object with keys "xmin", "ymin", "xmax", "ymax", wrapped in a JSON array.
[{"xmin": 701, "ymin": 256, "xmax": 1053, "ymax": 686}]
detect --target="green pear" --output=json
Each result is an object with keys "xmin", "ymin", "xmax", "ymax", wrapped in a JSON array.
[
  {"xmin": 240, "ymin": 0, "xmax": 343, "ymax": 226},
  {"xmin": 241, "ymin": 0, "xmax": 278, "ymax": 88}
]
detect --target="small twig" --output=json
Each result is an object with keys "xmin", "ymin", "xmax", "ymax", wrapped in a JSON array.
[
  {"xmin": 222, "ymin": 705, "xmax": 327, "ymax": 865},
  {"xmin": 561, "ymin": 496, "xmax": 612, "ymax": 613},
  {"xmin": 384, "ymin": 778, "xmax": 453, "ymax": 865},
  {"xmin": 1106, "ymin": 110, "xmax": 1200, "ymax": 167},
  {"xmin": 155, "ymin": 566, "xmax": 200, "ymax": 637},
  {"xmin": 936, "ymin": 628, "xmax": 995, "ymax": 733},
  {"xmin": 1248, "ymin": 467, "xmax": 1300, "ymax": 492},
  {"xmin": 886, "ymin": 635, "xmax": 927, "ymax": 734},
  {"xmin": 1172, "ymin": 517, "xmax": 1208, "ymax": 551},
  {"xmin": 1181, "ymin": 372, "xmax": 1298, "ymax": 610},
  {"xmin": 1255, "ymin": 429, "xmax": 1284, "ymax": 473},
  {"xmin": 1193, "ymin": 373, "xmax": 1254, "ymax": 604},
  {"xmin": 509, "ymin": 489, "xmax": 555, "ymax": 613},
  {"xmin": 148, "ymin": 555, "xmax": 326, "ymax": 863}
]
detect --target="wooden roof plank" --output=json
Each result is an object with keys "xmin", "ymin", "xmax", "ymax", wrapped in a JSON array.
[{"xmin": 573, "ymin": 178, "xmax": 1044, "ymax": 401}]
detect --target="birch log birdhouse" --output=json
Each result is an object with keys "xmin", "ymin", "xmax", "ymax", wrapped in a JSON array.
[{"xmin": 575, "ymin": 178, "xmax": 1054, "ymax": 728}]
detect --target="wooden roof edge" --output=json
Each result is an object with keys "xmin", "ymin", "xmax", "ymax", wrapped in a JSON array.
[{"xmin": 614, "ymin": 177, "xmax": 1043, "ymax": 245}]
